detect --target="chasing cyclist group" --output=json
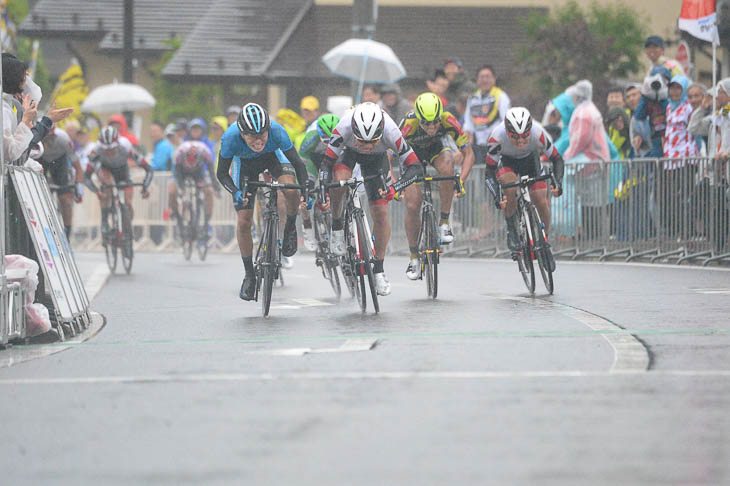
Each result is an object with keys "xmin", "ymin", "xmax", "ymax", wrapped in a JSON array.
[{"xmin": 70, "ymin": 93, "xmax": 564, "ymax": 303}]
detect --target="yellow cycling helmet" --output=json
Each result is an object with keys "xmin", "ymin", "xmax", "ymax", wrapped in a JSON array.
[{"xmin": 414, "ymin": 92, "xmax": 443, "ymax": 123}]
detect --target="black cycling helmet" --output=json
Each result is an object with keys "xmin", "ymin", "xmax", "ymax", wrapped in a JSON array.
[{"xmin": 237, "ymin": 103, "xmax": 270, "ymax": 136}]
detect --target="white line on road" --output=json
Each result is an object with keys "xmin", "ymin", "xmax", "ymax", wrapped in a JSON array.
[
  {"xmin": 85, "ymin": 264, "xmax": 111, "ymax": 301},
  {"xmin": 252, "ymin": 338, "xmax": 378, "ymax": 356},
  {"xmin": 490, "ymin": 296, "xmax": 650, "ymax": 374},
  {"xmin": 1, "ymin": 369, "xmax": 728, "ymax": 385}
]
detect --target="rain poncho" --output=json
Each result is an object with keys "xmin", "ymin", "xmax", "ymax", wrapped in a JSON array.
[
  {"xmin": 663, "ymin": 74, "xmax": 697, "ymax": 164},
  {"xmin": 108, "ymin": 114, "xmax": 140, "ymax": 147},
  {"xmin": 564, "ymin": 100, "xmax": 610, "ymax": 161}
]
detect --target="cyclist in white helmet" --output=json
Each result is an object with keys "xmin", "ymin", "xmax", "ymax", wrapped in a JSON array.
[
  {"xmin": 318, "ymin": 102, "xmax": 421, "ymax": 296},
  {"xmin": 485, "ymin": 107, "xmax": 564, "ymax": 270}
]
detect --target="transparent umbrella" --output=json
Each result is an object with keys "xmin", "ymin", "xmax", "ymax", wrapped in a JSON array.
[
  {"xmin": 81, "ymin": 82, "xmax": 155, "ymax": 113},
  {"xmin": 322, "ymin": 38, "xmax": 406, "ymax": 102}
]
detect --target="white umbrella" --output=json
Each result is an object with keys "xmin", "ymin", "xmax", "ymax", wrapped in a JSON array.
[
  {"xmin": 322, "ymin": 39, "xmax": 406, "ymax": 101},
  {"xmin": 81, "ymin": 82, "xmax": 155, "ymax": 113}
]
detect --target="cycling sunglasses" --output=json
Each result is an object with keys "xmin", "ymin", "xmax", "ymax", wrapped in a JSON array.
[
  {"xmin": 419, "ymin": 119, "xmax": 440, "ymax": 127},
  {"xmin": 508, "ymin": 131, "xmax": 531, "ymax": 141}
]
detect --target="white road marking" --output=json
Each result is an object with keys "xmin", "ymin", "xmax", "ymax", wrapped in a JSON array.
[
  {"xmin": 85, "ymin": 264, "xmax": 111, "ymax": 301},
  {"xmin": 291, "ymin": 298, "xmax": 334, "ymax": 307},
  {"xmin": 691, "ymin": 288, "xmax": 730, "ymax": 295},
  {"xmin": 491, "ymin": 296, "xmax": 650, "ymax": 374},
  {"xmin": 1, "ymin": 369, "xmax": 729, "ymax": 385},
  {"xmin": 253, "ymin": 338, "xmax": 378, "ymax": 357}
]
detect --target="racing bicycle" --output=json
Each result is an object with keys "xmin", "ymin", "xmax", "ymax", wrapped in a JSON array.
[
  {"xmin": 99, "ymin": 181, "xmax": 145, "ymax": 274},
  {"xmin": 242, "ymin": 178, "xmax": 303, "ymax": 317},
  {"xmin": 392, "ymin": 170, "xmax": 463, "ymax": 299},
  {"xmin": 323, "ymin": 173, "xmax": 384, "ymax": 314},
  {"xmin": 501, "ymin": 173, "xmax": 557, "ymax": 295}
]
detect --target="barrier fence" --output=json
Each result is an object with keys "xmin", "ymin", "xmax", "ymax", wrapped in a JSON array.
[{"xmin": 67, "ymin": 157, "xmax": 730, "ymax": 266}]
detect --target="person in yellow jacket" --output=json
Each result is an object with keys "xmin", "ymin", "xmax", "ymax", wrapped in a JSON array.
[
  {"xmin": 276, "ymin": 108, "xmax": 307, "ymax": 150},
  {"xmin": 209, "ymin": 116, "xmax": 228, "ymax": 170}
]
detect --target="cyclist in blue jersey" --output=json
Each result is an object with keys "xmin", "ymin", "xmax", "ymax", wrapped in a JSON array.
[{"xmin": 216, "ymin": 103, "xmax": 309, "ymax": 301}]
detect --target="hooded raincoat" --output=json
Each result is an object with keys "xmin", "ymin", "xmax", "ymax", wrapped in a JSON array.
[{"xmin": 663, "ymin": 75, "xmax": 697, "ymax": 166}]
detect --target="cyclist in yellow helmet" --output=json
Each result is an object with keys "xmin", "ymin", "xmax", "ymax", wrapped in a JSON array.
[{"xmin": 399, "ymin": 92, "xmax": 475, "ymax": 280}]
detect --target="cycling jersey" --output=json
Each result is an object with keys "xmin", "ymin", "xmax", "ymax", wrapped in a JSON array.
[
  {"xmin": 173, "ymin": 140, "xmax": 219, "ymax": 189},
  {"xmin": 399, "ymin": 110, "xmax": 469, "ymax": 163},
  {"xmin": 485, "ymin": 122, "xmax": 564, "ymax": 197},
  {"xmin": 38, "ymin": 128, "xmax": 80, "ymax": 167},
  {"xmin": 323, "ymin": 107, "xmax": 419, "ymax": 169},
  {"xmin": 38, "ymin": 128, "xmax": 80, "ymax": 194},
  {"xmin": 298, "ymin": 128, "xmax": 326, "ymax": 176},
  {"xmin": 216, "ymin": 120, "xmax": 308, "ymax": 198},
  {"xmin": 85, "ymin": 137, "xmax": 153, "ymax": 192}
]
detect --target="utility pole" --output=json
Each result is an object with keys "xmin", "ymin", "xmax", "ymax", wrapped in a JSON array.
[
  {"xmin": 351, "ymin": 0, "xmax": 377, "ymax": 101},
  {"xmin": 122, "ymin": 0, "xmax": 134, "ymax": 125}
]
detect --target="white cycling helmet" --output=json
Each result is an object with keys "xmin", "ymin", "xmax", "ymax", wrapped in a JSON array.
[
  {"xmin": 99, "ymin": 125, "xmax": 119, "ymax": 149},
  {"xmin": 505, "ymin": 107, "xmax": 532, "ymax": 136},
  {"xmin": 351, "ymin": 102, "xmax": 385, "ymax": 142}
]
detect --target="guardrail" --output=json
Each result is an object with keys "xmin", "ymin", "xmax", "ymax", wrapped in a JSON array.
[{"xmin": 68, "ymin": 157, "xmax": 730, "ymax": 266}]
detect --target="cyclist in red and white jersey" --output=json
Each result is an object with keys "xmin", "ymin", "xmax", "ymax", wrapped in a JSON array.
[
  {"xmin": 168, "ymin": 140, "xmax": 220, "ymax": 236},
  {"xmin": 319, "ymin": 102, "xmax": 421, "ymax": 296},
  {"xmin": 485, "ymin": 108, "xmax": 564, "ymax": 266}
]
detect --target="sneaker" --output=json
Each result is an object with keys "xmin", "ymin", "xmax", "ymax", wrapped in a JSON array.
[
  {"xmin": 281, "ymin": 255, "xmax": 294, "ymax": 269},
  {"xmin": 239, "ymin": 274, "xmax": 256, "ymax": 301},
  {"xmin": 439, "ymin": 223, "xmax": 454, "ymax": 244},
  {"xmin": 302, "ymin": 227, "xmax": 317, "ymax": 251},
  {"xmin": 405, "ymin": 257, "xmax": 421, "ymax": 280},
  {"xmin": 374, "ymin": 272, "xmax": 391, "ymax": 296},
  {"xmin": 330, "ymin": 229, "xmax": 346, "ymax": 256},
  {"xmin": 281, "ymin": 226, "xmax": 298, "ymax": 257}
]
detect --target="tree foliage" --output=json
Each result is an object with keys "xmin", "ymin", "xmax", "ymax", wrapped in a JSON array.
[
  {"xmin": 148, "ymin": 38, "xmax": 224, "ymax": 123},
  {"xmin": 519, "ymin": 1, "xmax": 647, "ymax": 109}
]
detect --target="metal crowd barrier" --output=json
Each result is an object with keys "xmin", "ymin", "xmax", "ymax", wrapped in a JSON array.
[
  {"xmin": 68, "ymin": 159, "xmax": 730, "ymax": 267},
  {"xmin": 0, "ymin": 281, "xmax": 24, "ymax": 346}
]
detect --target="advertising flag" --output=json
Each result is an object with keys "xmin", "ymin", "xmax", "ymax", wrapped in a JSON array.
[{"xmin": 678, "ymin": 0, "xmax": 720, "ymax": 44}]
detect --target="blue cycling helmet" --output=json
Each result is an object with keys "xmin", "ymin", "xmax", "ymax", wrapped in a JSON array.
[{"xmin": 237, "ymin": 103, "xmax": 270, "ymax": 136}]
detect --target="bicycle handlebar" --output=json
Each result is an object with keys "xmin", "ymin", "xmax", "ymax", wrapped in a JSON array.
[
  {"xmin": 323, "ymin": 172, "xmax": 385, "ymax": 189},
  {"xmin": 100, "ymin": 182, "xmax": 146, "ymax": 189},
  {"xmin": 501, "ymin": 172, "xmax": 556, "ymax": 190},
  {"xmin": 391, "ymin": 174, "xmax": 462, "ymax": 193},
  {"xmin": 242, "ymin": 179, "xmax": 304, "ymax": 191}
]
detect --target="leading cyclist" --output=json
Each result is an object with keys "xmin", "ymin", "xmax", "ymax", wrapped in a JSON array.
[
  {"xmin": 216, "ymin": 103, "xmax": 309, "ymax": 301},
  {"xmin": 485, "ymin": 107, "xmax": 564, "ymax": 270},
  {"xmin": 319, "ymin": 102, "xmax": 421, "ymax": 296}
]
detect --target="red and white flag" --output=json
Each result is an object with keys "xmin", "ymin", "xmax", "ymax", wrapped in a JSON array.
[{"xmin": 678, "ymin": 0, "xmax": 720, "ymax": 44}]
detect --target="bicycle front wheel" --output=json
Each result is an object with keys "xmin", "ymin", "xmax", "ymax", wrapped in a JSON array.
[
  {"xmin": 422, "ymin": 209, "xmax": 439, "ymax": 299},
  {"xmin": 104, "ymin": 207, "xmax": 118, "ymax": 274},
  {"xmin": 325, "ymin": 259, "xmax": 342, "ymax": 301},
  {"xmin": 354, "ymin": 211, "xmax": 379, "ymax": 314},
  {"xmin": 197, "ymin": 199, "xmax": 209, "ymax": 261},
  {"xmin": 182, "ymin": 202, "xmax": 193, "ymax": 261},
  {"xmin": 261, "ymin": 219, "xmax": 278, "ymax": 317},
  {"xmin": 120, "ymin": 204, "xmax": 134, "ymax": 274},
  {"xmin": 528, "ymin": 205, "xmax": 553, "ymax": 295},
  {"xmin": 518, "ymin": 206, "xmax": 535, "ymax": 294}
]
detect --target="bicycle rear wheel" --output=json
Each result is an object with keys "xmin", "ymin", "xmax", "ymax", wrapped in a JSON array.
[
  {"xmin": 355, "ymin": 211, "xmax": 379, "ymax": 314},
  {"xmin": 120, "ymin": 204, "xmax": 134, "ymax": 274},
  {"xmin": 528, "ymin": 206, "xmax": 554, "ymax": 294},
  {"xmin": 519, "ymin": 206, "xmax": 536, "ymax": 294}
]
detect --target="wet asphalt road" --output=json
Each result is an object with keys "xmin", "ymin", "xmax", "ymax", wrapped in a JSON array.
[{"xmin": 0, "ymin": 251, "xmax": 729, "ymax": 485}]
